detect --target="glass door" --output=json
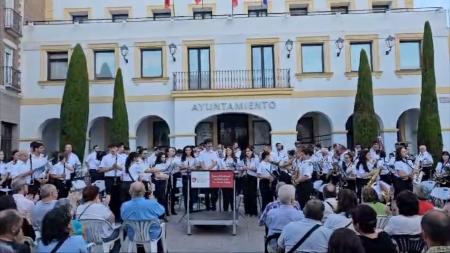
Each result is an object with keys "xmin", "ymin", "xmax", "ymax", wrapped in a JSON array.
[
  {"xmin": 252, "ymin": 45, "xmax": 275, "ymax": 88},
  {"xmin": 218, "ymin": 114, "xmax": 249, "ymax": 148},
  {"xmin": 188, "ymin": 47, "xmax": 210, "ymax": 90}
]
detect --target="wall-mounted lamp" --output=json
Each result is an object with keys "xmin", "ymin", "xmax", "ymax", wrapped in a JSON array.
[
  {"xmin": 120, "ymin": 44, "xmax": 129, "ymax": 63},
  {"xmin": 285, "ymin": 39, "xmax": 293, "ymax": 58},
  {"xmin": 385, "ymin": 35, "xmax": 395, "ymax": 55},
  {"xmin": 169, "ymin": 43, "xmax": 177, "ymax": 62},
  {"xmin": 335, "ymin": 37, "xmax": 344, "ymax": 57}
]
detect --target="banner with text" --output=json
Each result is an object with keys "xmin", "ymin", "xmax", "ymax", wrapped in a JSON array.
[{"xmin": 191, "ymin": 171, "xmax": 234, "ymax": 188}]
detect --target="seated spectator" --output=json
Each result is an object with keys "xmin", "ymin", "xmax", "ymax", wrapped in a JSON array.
[
  {"xmin": 352, "ymin": 204, "xmax": 396, "ymax": 253},
  {"xmin": 444, "ymin": 203, "xmax": 450, "ymax": 216},
  {"xmin": 11, "ymin": 179, "xmax": 34, "ymax": 223},
  {"xmin": 121, "ymin": 181, "xmax": 165, "ymax": 240},
  {"xmin": 263, "ymin": 184, "xmax": 303, "ymax": 252},
  {"xmin": 322, "ymin": 184, "xmax": 338, "ymax": 221},
  {"xmin": 0, "ymin": 209, "xmax": 31, "ymax": 253},
  {"xmin": 37, "ymin": 207, "xmax": 88, "ymax": 253},
  {"xmin": 421, "ymin": 210, "xmax": 450, "ymax": 253},
  {"xmin": 278, "ymin": 199, "xmax": 333, "ymax": 253},
  {"xmin": 384, "ymin": 190, "xmax": 422, "ymax": 235},
  {"xmin": 31, "ymin": 184, "xmax": 58, "ymax": 230},
  {"xmin": 0, "ymin": 195, "xmax": 35, "ymax": 240},
  {"xmin": 362, "ymin": 187, "xmax": 389, "ymax": 216},
  {"xmin": 54, "ymin": 198, "xmax": 83, "ymax": 236},
  {"xmin": 414, "ymin": 184, "xmax": 435, "ymax": 215},
  {"xmin": 327, "ymin": 228, "xmax": 365, "ymax": 253},
  {"xmin": 324, "ymin": 189, "xmax": 357, "ymax": 230}
]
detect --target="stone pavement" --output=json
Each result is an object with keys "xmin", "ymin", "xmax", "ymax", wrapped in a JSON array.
[{"xmin": 165, "ymin": 212, "xmax": 265, "ymax": 253}]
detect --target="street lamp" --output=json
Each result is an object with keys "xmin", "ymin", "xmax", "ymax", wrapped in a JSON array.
[
  {"xmin": 120, "ymin": 44, "xmax": 129, "ymax": 63},
  {"xmin": 335, "ymin": 37, "xmax": 344, "ymax": 57},
  {"xmin": 385, "ymin": 35, "xmax": 395, "ymax": 55},
  {"xmin": 169, "ymin": 43, "xmax": 177, "ymax": 62},
  {"xmin": 285, "ymin": 39, "xmax": 294, "ymax": 58}
]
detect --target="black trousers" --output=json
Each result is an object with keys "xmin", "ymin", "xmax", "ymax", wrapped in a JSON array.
[
  {"xmin": 182, "ymin": 175, "xmax": 198, "ymax": 211},
  {"xmin": 421, "ymin": 167, "xmax": 433, "ymax": 181},
  {"xmin": 105, "ymin": 177, "xmax": 122, "ymax": 221},
  {"xmin": 356, "ymin": 178, "xmax": 369, "ymax": 201},
  {"xmin": 51, "ymin": 179, "xmax": 70, "ymax": 198},
  {"xmin": 345, "ymin": 179, "xmax": 357, "ymax": 193},
  {"xmin": 204, "ymin": 188, "xmax": 218, "ymax": 211},
  {"xmin": 222, "ymin": 188, "xmax": 233, "ymax": 212},
  {"xmin": 296, "ymin": 180, "xmax": 313, "ymax": 209},
  {"xmin": 120, "ymin": 181, "xmax": 132, "ymax": 204},
  {"xmin": 259, "ymin": 179, "xmax": 273, "ymax": 212},
  {"xmin": 28, "ymin": 179, "xmax": 40, "ymax": 196},
  {"xmin": 154, "ymin": 180, "xmax": 168, "ymax": 213},
  {"xmin": 89, "ymin": 169, "xmax": 103, "ymax": 183},
  {"xmin": 394, "ymin": 177, "xmax": 413, "ymax": 198},
  {"xmin": 169, "ymin": 172, "xmax": 181, "ymax": 213},
  {"xmin": 243, "ymin": 175, "xmax": 258, "ymax": 215},
  {"xmin": 380, "ymin": 174, "xmax": 393, "ymax": 185}
]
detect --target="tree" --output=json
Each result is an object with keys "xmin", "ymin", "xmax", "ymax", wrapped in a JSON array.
[
  {"xmin": 111, "ymin": 68, "xmax": 129, "ymax": 146},
  {"xmin": 59, "ymin": 44, "xmax": 89, "ymax": 161},
  {"xmin": 417, "ymin": 21, "xmax": 442, "ymax": 160},
  {"xmin": 353, "ymin": 49, "xmax": 379, "ymax": 149}
]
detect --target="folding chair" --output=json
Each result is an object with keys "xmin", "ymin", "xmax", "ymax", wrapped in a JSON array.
[{"xmin": 122, "ymin": 220, "xmax": 167, "ymax": 253}]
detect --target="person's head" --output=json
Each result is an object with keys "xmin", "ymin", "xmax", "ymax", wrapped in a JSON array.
[
  {"xmin": 421, "ymin": 210, "xmax": 450, "ymax": 247},
  {"xmin": 419, "ymin": 145, "xmax": 427, "ymax": 153},
  {"xmin": 300, "ymin": 147, "xmax": 314, "ymax": 159},
  {"xmin": 167, "ymin": 147, "xmax": 176, "ymax": 158},
  {"xmin": 354, "ymin": 144, "xmax": 362, "ymax": 151},
  {"xmin": 30, "ymin": 141, "xmax": 45, "ymax": 154},
  {"xmin": 372, "ymin": 142, "xmax": 380, "ymax": 151},
  {"xmin": 129, "ymin": 181, "xmax": 146, "ymax": 198},
  {"xmin": 414, "ymin": 184, "xmax": 431, "ymax": 200},
  {"xmin": 277, "ymin": 184, "xmax": 296, "ymax": 205},
  {"xmin": 352, "ymin": 204, "xmax": 377, "ymax": 234},
  {"xmin": 64, "ymin": 144, "xmax": 73, "ymax": 153},
  {"xmin": 0, "ymin": 195, "xmax": 17, "ymax": 212},
  {"xmin": 117, "ymin": 143, "xmax": 125, "ymax": 153},
  {"xmin": 362, "ymin": 187, "xmax": 379, "ymax": 203},
  {"xmin": 17, "ymin": 151, "xmax": 28, "ymax": 162},
  {"xmin": 336, "ymin": 189, "xmax": 358, "ymax": 217},
  {"xmin": 303, "ymin": 199, "xmax": 325, "ymax": 221},
  {"xmin": 40, "ymin": 184, "xmax": 58, "ymax": 201},
  {"xmin": 82, "ymin": 185, "xmax": 100, "ymax": 202},
  {"xmin": 263, "ymin": 145, "xmax": 272, "ymax": 152},
  {"xmin": 10, "ymin": 150, "xmax": 19, "ymax": 161},
  {"xmin": 396, "ymin": 190, "xmax": 419, "ymax": 216},
  {"xmin": 396, "ymin": 146, "xmax": 408, "ymax": 161},
  {"xmin": 441, "ymin": 151, "xmax": 450, "ymax": 163},
  {"xmin": 11, "ymin": 179, "xmax": 27, "ymax": 195},
  {"xmin": 224, "ymin": 147, "xmax": 235, "ymax": 159},
  {"xmin": 323, "ymin": 184, "xmax": 337, "ymax": 199},
  {"xmin": 232, "ymin": 142, "xmax": 239, "ymax": 150},
  {"xmin": 276, "ymin": 143, "xmax": 283, "ymax": 151},
  {"xmin": 0, "ymin": 210, "xmax": 23, "ymax": 239},
  {"xmin": 358, "ymin": 149, "xmax": 370, "ymax": 164},
  {"xmin": 244, "ymin": 147, "xmax": 255, "ymax": 159},
  {"xmin": 327, "ymin": 228, "xmax": 365, "ymax": 253},
  {"xmin": 204, "ymin": 139, "xmax": 213, "ymax": 151},
  {"xmin": 41, "ymin": 207, "xmax": 71, "ymax": 246},
  {"xmin": 343, "ymin": 152, "xmax": 354, "ymax": 163},
  {"xmin": 108, "ymin": 144, "xmax": 118, "ymax": 155},
  {"xmin": 321, "ymin": 147, "xmax": 329, "ymax": 155},
  {"xmin": 155, "ymin": 152, "xmax": 166, "ymax": 164},
  {"xmin": 125, "ymin": 152, "xmax": 140, "ymax": 171},
  {"xmin": 54, "ymin": 198, "xmax": 74, "ymax": 216},
  {"xmin": 261, "ymin": 151, "xmax": 271, "ymax": 162},
  {"xmin": 182, "ymin": 146, "xmax": 193, "ymax": 161},
  {"xmin": 92, "ymin": 145, "xmax": 99, "ymax": 152}
]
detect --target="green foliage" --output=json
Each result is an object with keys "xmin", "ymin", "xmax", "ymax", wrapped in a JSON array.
[
  {"xmin": 353, "ymin": 49, "xmax": 379, "ymax": 148},
  {"xmin": 59, "ymin": 44, "xmax": 89, "ymax": 161},
  {"xmin": 417, "ymin": 21, "xmax": 442, "ymax": 161},
  {"xmin": 111, "ymin": 68, "xmax": 129, "ymax": 146}
]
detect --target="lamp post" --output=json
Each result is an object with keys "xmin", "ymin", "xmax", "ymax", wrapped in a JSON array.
[
  {"xmin": 169, "ymin": 43, "xmax": 177, "ymax": 62},
  {"xmin": 335, "ymin": 37, "xmax": 344, "ymax": 57},
  {"xmin": 385, "ymin": 35, "xmax": 395, "ymax": 55},
  {"xmin": 120, "ymin": 44, "xmax": 129, "ymax": 63},
  {"xmin": 285, "ymin": 39, "xmax": 293, "ymax": 58}
]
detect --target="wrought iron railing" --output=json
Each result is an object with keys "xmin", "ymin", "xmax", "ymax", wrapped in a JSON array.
[
  {"xmin": 4, "ymin": 8, "xmax": 22, "ymax": 36},
  {"xmin": 297, "ymin": 134, "xmax": 332, "ymax": 145},
  {"xmin": 1, "ymin": 66, "xmax": 21, "ymax": 91},
  {"xmin": 173, "ymin": 69, "xmax": 290, "ymax": 91}
]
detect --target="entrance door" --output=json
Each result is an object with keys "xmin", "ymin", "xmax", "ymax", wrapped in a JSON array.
[{"xmin": 218, "ymin": 114, "xmax": 249, "ymax": 148}]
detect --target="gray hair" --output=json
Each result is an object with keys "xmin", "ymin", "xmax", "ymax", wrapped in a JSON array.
[
  {"xmin": 55, "ymin": 198, "xmax": 71, "ymax": 211},
  {"xmin": 11, "ymin": 179, "xmax": 26, "ymax": 193},
  {"xmin": 40, "ymin": 184, "xmax": 57, "ymax": 199},
  {"xmin": 129, "ymin": 182, "xmax": 146, "ymax": 198},
  {"xmin": 278, "ymin": 184, "xmax": 296, "ymax": 204},
  {"xmin": 304, "ymin": 199, "xmax": 325, "ymax": 221},
  {"xmin": 414, "ymin": 184, "xmax": 431, "ymax": 200}
]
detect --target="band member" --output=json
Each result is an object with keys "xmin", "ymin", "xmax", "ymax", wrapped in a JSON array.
[
  {"xmin": 435, "ymin": 151, "xmax": 450, "ymax": 186},
  {"xmin": 0, "ymin": 150, "xmax": 8, "ymax": 188},
  {"xmin": 257, "ymin": 151, "xmax": 274, "ymax": 211},
  {"xmin": 166, "ymin": 147, "xmax": 180, "ymax": 215},
  {"xmin": 340, "ymin": 152, "xmax": 356, "ymax": 192},
  {"xmin": 198, "ymin": 139, "xmax": 219, "ymax": 211},
  {"xmin": 98, "ymin": 144, "xmax": 125, "ymax": 220},
  {"xmin": 393, "ymin": 146, "xmax": 414, "ymax": 197},
  {"xmin": 377, "ymin": 150, "xmax": 393, "ymax": 185},
  {"xmin": 27, "ymin": 141, "xmax": 50, "ymax": 195},
  {"xmin": 180, "ymin": 146, "xmax": 197, "ymax": 212},
  {"xmin": 63, "ymin": 144, "xmax": 81, "ymax": 180},
  {"xmin": 220, "ymin": 147, "xmax": 237, "ymax": 212},
  {"xmin": 232, "ymin": 142, "xmax": 242, "ymax": 160},
  {"xmin": 415, "ymin": 145, "xmax": 434, "ymax": 181},
  {"xmin": 369, "ymin": 141, "xmax": 381, "ymax": 161},
  {"xmin": 356, "ymin": 149, "xmax": 375, "ymax": 201},
  {"xmin": 278, "ymin": 150, "xmax": 295, "ymax": 184},
  {"xmin": 293, "ymin": 147, "xmax": 314, "ymax": 209},
  {"xmin": 121, "ymin": 152, "xmax": 143, "ymax": 203},
  {"xmin": 239, "ymin": 147, "xmax": 258, "ymax": 216},
  {"xmin": 7, "ymin": 151, "xmax": 28, "ymax": 184},
  {"xmin": 146, "ymin": 152, "xmax": 170, "ymax": 215},
  {"xmin": 49, "ymin": 152, "xmax": 74, "ymax": 198},
  {"xmin": 85, "ymin": 145, "xmax": 101, "ymax": 182},
  {"xmin": 316, "ymin": 148, "xmax": 333, "ymax": 183},
  {"xmin": 139, "ymin": 148, "xmax": 153, "ymax": 196}
]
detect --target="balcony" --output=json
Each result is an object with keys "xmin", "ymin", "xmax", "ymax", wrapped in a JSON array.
[
  {"xmin": 4, "ymin": 8, "xmax": 22, "ymax": 36},
  {"xmin": 173, "ymin": 69, "xmax": 291, "ymax": 92},
  {"xmin": 1, "ymin": 66, "xmax": 21, "ymax": 92}
]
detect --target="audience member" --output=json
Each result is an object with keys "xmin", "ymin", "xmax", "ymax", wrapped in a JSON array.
[
  {"xmin": 414, "ymin": 184, "xmax": 435, "ymax": 215},
  {"xmin": 31, "ymin": 184, "xmax": 58, "ymax": 230},
  {"xmin": 0, "ymin": 209, "xmax": 31, "ymax": 253},
  {"xmin": 352, "ymin": 204, "xmax": 396, "ymax": 253},
  {"xmin": 54, "ymin": 198, "xmax": 83, "ymax": 236},
  {"xmin": 0, "ymin": 195, "xmax": 35, "ymax": 240},
  {"xmin": 11, "ymin": 179, "xmax": 34, "ymax": 223},
  {"xmin": 362, "ymin": 187, "xmax": 388, "ymax": 215},
  {"xmin": 385, "ymin": 190, "xmax": 422, "ymax": 235},
  {"xmin": 327, "ymin": 228, "xmax": 365, "ymax": 253},
  {"xmin": 278, "ymin": 199, "xmax": 332, "ymax": 253},
  {"xmin": 324, "ymin": 189, "xmax": 357, "ymax": 230},
  {"xmin": 37, "ymin": 207, "xmax": 88, "ymax": 253},
  {"xmin": 322, "ymin": 184, "xmax": 337, "ymax": 221},
  {"xmin": 421, "ymin": 210, "xmax": 450, "ymax": 253}
]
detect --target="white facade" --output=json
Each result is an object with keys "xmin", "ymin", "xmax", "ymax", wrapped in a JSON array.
[{"xmin": 19, "ymin": 0, "xmax": 450, "ymax": 155}]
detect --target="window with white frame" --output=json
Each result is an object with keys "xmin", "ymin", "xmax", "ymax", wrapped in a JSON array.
[
  {"xmin": 141, "ymin": 49, "xmax": 163, "ymax": 78},
  {"xmin": 399, "ymin": 41, "xmax": 421, "ymax": 70},
  {"xmin": 350, "ymin": 42, "xmax": 372, "ymax": 71},
  {"xmin": 94, "ymin": 50, "xmax": 115, "ymax": 79},
  {"xmin": 301, "ymin": 44, "xmax": 324, "ymax": 73},
  {"xmin": 47, "ymin": 52, "xmax": 68, "ymax": 81}
]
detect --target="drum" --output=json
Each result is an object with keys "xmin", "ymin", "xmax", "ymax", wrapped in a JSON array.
[{"xmin": 430, "ymin": 187, "xmax": 450, "ymax": 208}]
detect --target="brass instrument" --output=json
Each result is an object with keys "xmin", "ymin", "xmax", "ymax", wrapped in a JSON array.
[
  {"xmin": 291, "ymin": 159, "xmax": 301, "ymax": 186},
  {"xmin": 366, "ymin": 168, "xmax": 382, "ymax": 188}
]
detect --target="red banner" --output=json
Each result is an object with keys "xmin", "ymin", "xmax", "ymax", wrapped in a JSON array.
[
  {"xmin": 165, "ymin": 0, "xmax": 171, "ymax": 8},
  {"xmin": 210, "ymin": 171, "xmax": 234, "ymax": 188},
  {"xmin": 232, "ymin": 0, "xmax": 238, "ymax": 8}
]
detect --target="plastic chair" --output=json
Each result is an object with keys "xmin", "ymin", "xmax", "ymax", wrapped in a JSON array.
[
  {"xmin": 376, "ymin": 215, "xmax": 391, "ymax": 229},
  {"xmin": 122, "ymin": 220, "xmax": 166, "ymax": 253},
  {"xmin": 79, "ymin": 219, "xmax": 121, "ymax": 253},
  {"xmin": 391, "ymin": 234, "xmax": 427, "ymax": 253}
]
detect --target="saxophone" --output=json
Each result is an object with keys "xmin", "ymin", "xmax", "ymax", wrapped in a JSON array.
[{"xmin": 366, "ymin": 167, "xmax": 382, "ymax": 188}]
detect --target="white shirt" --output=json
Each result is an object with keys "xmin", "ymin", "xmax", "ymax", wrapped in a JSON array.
[
  {"xmin": 26, "ymin": 154, "xmax": 49, "ymax": 180},
  {"xmin": 199, "ymin": 150, "xmax": 219, "ymax": 170},
  {"xmin": 100, "ymin": 153, "xmax": 125, "ymax": 177},
  {"xmin": 384, "ymin": 215, "xmax": 422, "ymax": 235},
  {"xmin": 75, "ymin": 202, "xmax": 114, "ymax": 237},
  {"xmin": 394, "ymin": 159, "xmax": 414, "ymax": 177},
  {"xmin": 324, "ymin": 212, "xmax": 354, "ymax": 231},
  {"xmin": 220, "ymin": 157, "xmax": 237, "ymax": 171},
  {"xmin": 271, "ymin": 150, "xmax": 288, "ymax": 165},
  {"xmin": 154, "ymin": 163, "xmax": 169, "ymax": 174},
  {"xmin": 299, "ymin": 158, "xmax": 314, "ymax": 178},
  {"xmin": 323, "ymin": 198, "xmax": 338, "ymax": 222},
  {"xmin": 415, "ymin": 151, "xmax": 434, "ymax": 167},
  {"xmin": 356, "ymin": 162, "xmax": 374, "ymax": 179},
  {"xmin": 8, "ymin": 160, "xmax": 30, "ymax": 183},
  {"xmin": 0, "ymin": 161, "xmax": 6, "ymax": 177},
  {"xmin": 257, "ymin": 160, "xmax": 273, "ymax": 178},
  {"xmin": 316, "ymin": 153, "xmax": 333, "ymax": 174},
  {"xmin": 13, "ymin": 193, "xmax": 34, "ymax": 222},
  {"xmin": 50, "ymin": 162, "xmax": 71, "ymax": 180},
  {"xmin": 340, "ymin": 161, "xmax": 356, "ymax": 178},
  {"xmin": 66, "ymin": 152, "xmax": 81, "ymax": 167},
  {"xmin": 370, "ymin": 148, "xmax": 380, "ymax": 161},
  {"xmin": 436, "ymin": 161, "xmax": 450, "ymax": 175},
  {"xmin": 85, "ymin": 152, "xmax": 100, "ymax": 171},
  {"xmin": 239, "ymin": 157, "xmax": 258, "ymax": 177},
  {"xmin": 122, "ymin": 162, "xmax": 144, "ymax": 182}
]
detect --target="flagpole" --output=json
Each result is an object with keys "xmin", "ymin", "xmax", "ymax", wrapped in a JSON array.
[
  {"xmin": 173, "ymin": 0, "xmax": 176, "ymax": 17},
  {"xmin": 232, "ymin": 0, "xmax": 234, "ymax": 17}
]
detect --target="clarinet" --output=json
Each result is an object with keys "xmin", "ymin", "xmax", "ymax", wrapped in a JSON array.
[
  {"xmin": 113, "ymin": 155, "xmax": 118, "ymax": 186},
  {"xmin": 29, "ymin": 154, "xmax": 34, "ymax": 185},
  {"xmin": 63, "ymin": 162, "xmax": 67, "ymax": 185}
]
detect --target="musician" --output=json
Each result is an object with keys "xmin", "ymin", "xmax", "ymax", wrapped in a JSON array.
[
  {"xmin": 180, "ymin": 146, "xmax": 197, "ymax": 212},
  {"xmin": 63, "ymin": 144, "xmax": 81, "ymax": 180},
  {"xmin": 354, "ymin": 144, "xmax": 362, "ymax": 158},
  {"xmin": 435, "ymin": 151, "xmax": 450, "ymax": 187},
  {"xmin": 239, "ymin": 147, "xmax": 258, "ymax": 216},
  {"xmin": 356, "ymin": 149, "xmax": 375, "ymax": 201},
  {"xmin": 377, "ymin": 151, "xmax": 393, "ymax": 185},
  {"xmin": 316, "ymin": 148, "xmax": 333, "ymax": 183},
  {"xmin": 49, "ymin": 152, "xmax": 74, "ymax": 198},
  {"xmin": 85, "ymin": 145, "xmax": 100, "ymax": 182},
  {"xmin": 257, "ymin": 151, "xmax": 275, "ymax": 211},
  {"xmin": 278, "ymin": 150, "xmax": 295, "ymax": 184},
  {"xmin": 166, "ymin": 147, "xmax": 180, "ymax": 215},
  {"xmin": 293, "ymin": 147, "xmax": 314, "ymax": 209},
  {"xmin": 220, "ymin": 147, "xmax": 237, "ymax": 212},
  {"xmin": 415, "ymin": 145, "xmax": 434, "ymax": 181},
  {"xmin": 233, "ymin": 142, "xmax": 242, "ymax": 160},
  {"xmin": 26, "ymin": 142, "xmax": 50, "ymax": 195},
  {"xmin": 393, "ymin": 147, "xmax": 414, "ymax": 198},
  {"xmin": 121, "ymin": 152, "xmax": 143, "ymax": 203},
  {"xmin": 98, "ymin": 144, "xmax": 125, "ymax": 220},
  {"xmin": 198, "ymin": 139, "xmax": 219, "ymax": 211},
  {"xmin": 145, "ymin": 152, "xmax": 170, "ymax": 215},
  {"xmin": 340, "ymin": 152, "xmax": 356, "ymax": 192},
  {"xmin": 369, "ymin": 141, "xmax": 381, "ymax": 161},
  {"xmin": 7, "ymin": 151, "xmax": 28, "ymax": 184}
]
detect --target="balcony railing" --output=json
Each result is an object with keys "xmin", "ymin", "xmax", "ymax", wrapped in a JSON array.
[
  {"xmin": 173, "ymin": 69, "xmax": 291, "ymax": 91},
  {"xmin": 1, "ymin": 66, "xmax": 21, "ymax": 92},
  {"xmin": 4, "ymin": 8, "xmax": 22, "ymax": 36}
]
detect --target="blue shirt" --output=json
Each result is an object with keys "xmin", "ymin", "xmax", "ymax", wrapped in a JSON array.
[
  {"xmin": 37, "ymin": 235, "xmax": 87, "ymax": 253},
  {"xmin": 121, "ymin": 197, "xmax": 165, "ymax": 239},
  {"xmin": 264, "ymin": 204, "xmax": 304, "ymax": 236}
]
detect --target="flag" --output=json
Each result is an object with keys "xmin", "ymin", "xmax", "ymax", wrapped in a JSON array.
[
  {"xmin": 262, "ymin": 0, "xmax": 268, "ymax": 6},
  {"xmin": 195, "ymin": 0, "xmax": 202, "ymax": 4},
  {"xmin": 165, "ymin": 0, "xmax": 171, "ymax": 9},
  {"xmin": 232, "ymin": 0, "xmax": 238, "ymax": 8}
]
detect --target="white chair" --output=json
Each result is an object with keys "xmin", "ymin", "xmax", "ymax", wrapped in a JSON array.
[
  {"xmin": 79, "ymin": 219, "xmax": 121, "ymax": 253},
  {"xmin": 122, "ymin": 220, "xmax": 166, "ymax": 253},
  {"xmin": 376, "ymin": 215, "xmax": 391, "ymax": 229}
]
